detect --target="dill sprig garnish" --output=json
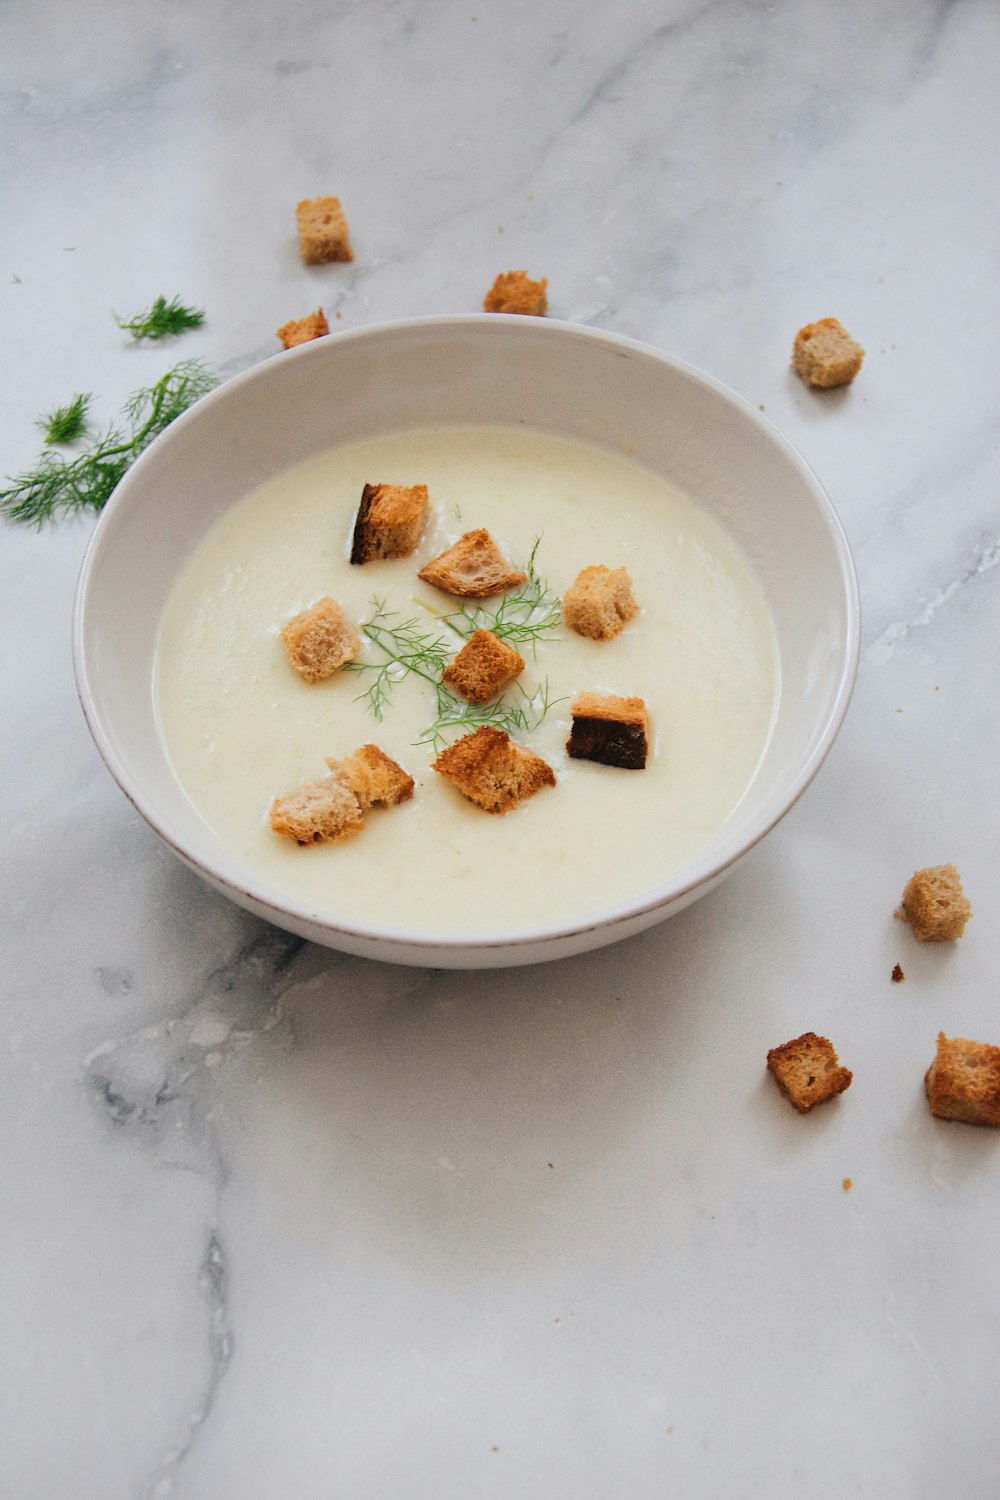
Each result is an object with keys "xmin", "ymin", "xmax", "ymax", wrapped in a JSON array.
[
  {"xmin": 37, "ymin": 393, "xmax": 91, "ymax": 445},
  {"xmin": 431, "ymin": 538, "xmax": 561, "ymax": 656},
  {"xmin": 1, "ymin": 360, "xmax": 217, "ymax": 526},
  {"xmin": 344, "ymin": 601, "xmax": 451, "ymax": 721},
  {"xmin": 416, "ymin": 677, "xmax": 563, "ymax": 752},
  {"xmin": 115, "ymin": 294, "xmax": 205, "ymax": 342}
]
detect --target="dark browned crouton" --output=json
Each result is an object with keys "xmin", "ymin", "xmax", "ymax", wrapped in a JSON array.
[
  {"xmin": 563, "ymin": 565, "xmax": 638, "ymax": 641},
  {"xmin": 483, "ymin": 271, "xmax": 548, "ymax": 315},
  {"xmin": 296, "ymin": 196, "xmax": 353, "ymax": 264},
  {"xmin": 766, "ymin": 1032, "xmax": 853, "ymax": 1114},
  {"xmin": 418, "ymin": 529, "xmax": 527, "ymax": 598},
  {"xmin": 925, "ymin": 1034, "xmax": 1000, "ymax": 1127},
  {"xmin": 567, "ymin": 691, "xmax": 648, "ymax": 769},
  {"xmin": 350, "ymin": 483, "xmax": 429, "ymax": 564},
  {"xmin": 442, "ymin": 630, "xmax": 525, "ymax": 703},
  {"xmin": 282, "ymin": 597, "xmax": 360, "ymax": 682},
  {"xmin": 432, "ymin": 725, "xmax": 555, "ymax": 814}
]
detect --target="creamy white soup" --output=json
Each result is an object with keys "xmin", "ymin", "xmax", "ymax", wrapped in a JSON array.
[{"xmin": 155, "ymin": 426, "xmax": 778, "ymax": 935}]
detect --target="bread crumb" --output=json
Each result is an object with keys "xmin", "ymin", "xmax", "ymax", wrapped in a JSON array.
[
  {"xmin": 925, "ymin": 1033, "xmax": 1000, "ymax": 1126},
  {"xmin": 442, "ymin": 629, "xmax": 525, "ymax": 702},
  {"xmin": 766, "ymin": 1032, "xmax": 853, "ymax": 1114},
  {"xmin": 567, "ymin": 691, "xmax": 648, "ymax": 769},
  {"xmin": 842, "ymin": 1177, "xmax": 852, "ymax": 1192},
  {"xmin": 418, "ymin": 529, "xmax": 526, "ymax": 598},
  {"xmin": 350, "ymin": 483, "xmax": 429, "ymax": 564},
  {"xmin": 296, "ymin": 196, "xmax": 353, "ymax": 264},
  {"xmin": 483, "ymin": 271, "xmax": 548, "ymax": 316},
  {"xmin": 282, "ymin": 596, "xmax": 360, "ymax": 682},
  {"xmin": 325, "ymin": 744, "xmax": 414, "ymax": 810},
  {"xmin": 900, "ymin": 863, "xmax": 972, "ymax": 942},
  {"xmin": 792, "ymin": 317, "xmax": 864, "ymax": 389},
  {"xmin": 891, "ymin": 963, "xmax": 905, "ymax": 983},
  {"xmin": 432, "ymin": 724, "xmax": 555, "ymax": 814},
  {"xmin": 276, "ymin": 308, "xmax": 329, "ymax": 349},
  {"xmin": 563, "ymin": 565, "xmax": 638, "ymax": 641}
]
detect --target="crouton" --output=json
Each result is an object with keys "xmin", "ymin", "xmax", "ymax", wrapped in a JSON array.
[
  {"xmin": 567, "ymin": 691, "xmax": 648, "ymax": 769},
  {"xmin": 418, "ymin": 529, "xmax": 527, "ymax": 599},
  {"xmin": 350, "ymin": 483, "xmax": 429, "ymax": 564},
  {"xmin": 432, "ymin": 725, "xmax": 555, "ymax": 814},
  {"xmin": 441, "ymin": 630, "xmax": 525, "ymax": 703},
  {"xmin": 270, "ymin": 775, "xmax": 364, "ymax": 845},
  {"xmin": 562, "ymin": 565, "xmax": 638, "ymax": 641},
  {"xmin": 792, "ymin": 317, "xmax": 864, "ymax": 389},
  {"xmin": 925, "ymin": 1033, "xmax": 1000, "ymax": 1127},
  {"xmin": 899, "ymin": 863, "xmax": 972, "ymax": 942},
  {"xmin": 483, "ymin": 271, "xmax": 548, "ymax": 316},
  {"xmin": 282, "ymin": 596, "xmax": 360, "ymax": 682},
  {"xmin": 766, "ymin": 1032, "xmax": 853, "ymax": 1114},
  {"xmin": 296, "ymin": 196, "xmax": 353, "ymax": 264},
  {"xmin": 325, "ymin": 744, "xmax": 414, "ymax": 811},
  {"xmin": 276, "ymin": 308, "xmax": 330, "ymax": 349}
]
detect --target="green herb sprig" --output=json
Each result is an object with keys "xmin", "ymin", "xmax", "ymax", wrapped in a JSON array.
[
  {"xmin": 416, "ymin": 677, "xmax": 563, "ymax": 752},
  {"xmin": 36, "ymin": 393, "xmax": 91, "ymax": 446},
  {"xmin": 115, "ymin": 294, "xmax": 205, "ymax": 342},
  {"xmin": 1, "ymin": 361, "xmax": 217, "ymax": 526},
  {"xmin": 344, "ymin": 602, "xmax": 451, "ymax": 721}
]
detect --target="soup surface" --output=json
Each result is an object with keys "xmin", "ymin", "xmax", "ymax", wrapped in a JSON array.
[{"xmin": 155, "ymin": 425, "xmax": 778, "ymax": 936}]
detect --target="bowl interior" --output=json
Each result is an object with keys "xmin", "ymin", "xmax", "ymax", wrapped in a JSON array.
[{"xmin": 75, "ymin": 317, "xmax": 858, "ymax": 961}]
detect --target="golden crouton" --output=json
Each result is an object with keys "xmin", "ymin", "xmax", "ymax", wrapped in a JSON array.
[
  {"xmin": 276, "ymin": 308, "xmax": 330, "ymax": 349},
  {"xmin": 418, "ymin": 529, "xmax": 527, "ymax": 599},
  {"xmin": 325, "ymin": 744, "xmax": 414, "ymax": 811},
  {"xmin": 567, "ymin": 691, "xmax": 648, "ymax": 769},
  {"xmin": 562, "ymin": 565, "xmax": 638, "ymax": 641},
  {"xmin": 766, "ymin": 1032, "xmax": 853, "ymax": 1114},
  {"xmin": 270, "ymin": 775, "xmax": 364, "ymax": 845},
  {"xmin": 925, "ymin": 1033, "xmax": 1000, "ymax": 1127},
  {"xmin": 483, "ymin": 271, "xmax": 548, "ymax": 316},
  {"xmin": 350, "ymin": 483, "xmax": 429, "ymax": 564},
  {"xmin": 899, "ymin": 863, "xmax": 972, "ymax": 941},
  {"xmin": 432, "ymin": 725, "xmax": 555, "ymax": 814},
  {"xmin": 792, "ymin": 317, "xmax": 864, "ymax": 389},
  {"xmin": 296, "ymin": 196, "xmax": 353, "ymax": 264},
  {"xmin": 441, "ymin": 630, "xmax": 525, "ymax": 703},
  {"xmin": 282, "ymin": 596, "xmax": 360, "ymax": 683}
]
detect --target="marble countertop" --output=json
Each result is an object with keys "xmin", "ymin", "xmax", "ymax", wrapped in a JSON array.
[{"xmin": 3, "ymin": 1, "xmax": 999, "ymax": 1495}]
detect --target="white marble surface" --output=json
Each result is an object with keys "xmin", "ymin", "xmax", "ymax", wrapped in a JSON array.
[{"xmin": 3, "ymin": 1, "xmax": 999, "ymax": 1494}]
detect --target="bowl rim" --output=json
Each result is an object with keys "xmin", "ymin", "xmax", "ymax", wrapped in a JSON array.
[{"xmin": 73, "ymin": 313, "xmax": 861, "ymax": 957}]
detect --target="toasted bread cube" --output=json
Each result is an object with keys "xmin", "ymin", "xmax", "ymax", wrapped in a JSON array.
[
  {"xmin": 442, "ymin": 630, "xmax": 525, "ymax": 703},
  {"xmin": 563, "ymin": 565, "xmax": 638, "ymax": 641},
  {"xmin": 276, "ymin": 308, "xmax": 330, "ymax": 349},
  {"xmin": 270, "ymin": 775, "xmax": 364, "ymax": 845},
  {"xmin": 325, "ymin": 744, "xmax": 415, "ymax": 811},
  {"xmin": 925, "ymin": 1033, "xmax": 1000, "ymax": 1127},
  {"xmin": 792, "ymin": 317, "xmax": 864, "ymax": 389},
  {"xmin": 432, "ymin": 725, "xmax": 555, "ymax": 814},
  {"xmin": 418, "ymin": 529, "xmax": 527, "ymax": 599},
  {"xmin": 282, "ymin": 596, "xmax": 360, "ymax": 683},
  {"xmin": 483, "ymin": 271, "xmax": 548, "ymax": 316},
  {"xmin": 350, "ymin": 483, "xmax": 429, "ymax": 564},
  {"xmin": 568, "ymin": 691, "xmax": 648, "ymax": 769},
  {"xmin": 766, "ymin": 1032, "xmax": 853, "ymax": 1114},
  {"xmin": 900, "ymin": 863, "xmax": 972, "ymax": 942},
  {"xmin": 296, "ymin": 196, "xmax": 353, "ymax": 264}
]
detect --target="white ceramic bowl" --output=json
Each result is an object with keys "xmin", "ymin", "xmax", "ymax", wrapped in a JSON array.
[{"xmin": 74, "ymin": 315, "xmax": 859, "ymax": 968}]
